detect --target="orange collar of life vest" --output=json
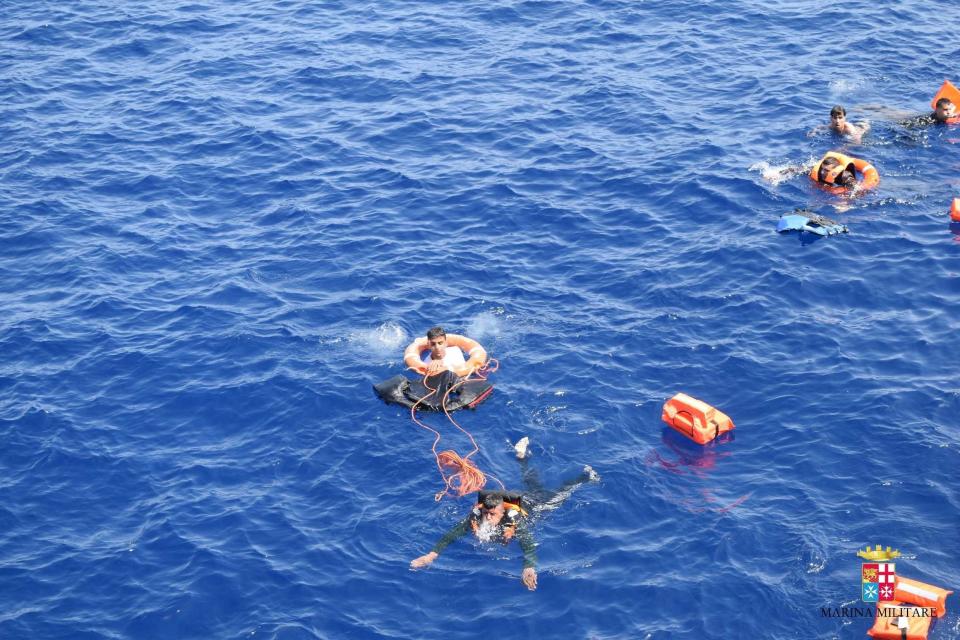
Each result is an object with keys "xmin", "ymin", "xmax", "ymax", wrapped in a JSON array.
[{"xmin": 812, "ymin": 151, "xmax": 856, "ymax": 184}]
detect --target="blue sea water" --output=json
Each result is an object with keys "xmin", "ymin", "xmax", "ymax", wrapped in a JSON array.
[{"xmin": 3, "ymin": 1, "xmax": 960, "ymax": 638}]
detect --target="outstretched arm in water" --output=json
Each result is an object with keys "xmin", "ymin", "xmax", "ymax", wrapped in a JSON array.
[
  {"xmin": 516, "ymin": 520, "xmax": 538, "ymax": 590},
  {"xmin": 410, "ymin": 518, "xmax": 470, "ymax": 569}
]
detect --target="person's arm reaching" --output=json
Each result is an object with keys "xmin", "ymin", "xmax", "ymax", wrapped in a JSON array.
[
  {"xmin": 516, "ymin": 521, "xmax": 538, "ymax": 590},
  {"xmin": 403, "ymin": 337, "xmax": 430, "ymax": 374},
  {"xmin": 410, "ymin": 518, "xmax": 470, "ymax": 569}
]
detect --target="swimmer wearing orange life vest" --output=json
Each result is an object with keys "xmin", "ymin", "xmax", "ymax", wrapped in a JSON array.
[
  {"xmin": 809, "ymin": 151, "xmax": 879, "ymax": 193},
  {"xmin": 410, "ymin": 437, "xmax": 600, "ymax": 591},
  {"xmin": 901, "ymin": 97, "xmax": 959, "ymax": 127},
  {"xmin": 933, "ymin": 97, "xmax": 958, "ymax": 123},
  {"xmin": 403, "ymin": 326, "xmax": 486, "ymax": 378},
  {"xmin": 923, "ymin": 79, "xmax": 960, "ymax": 124},
  {"xmin": 896, "ymin": 80, "xmax": 960, "ymax": 127}
]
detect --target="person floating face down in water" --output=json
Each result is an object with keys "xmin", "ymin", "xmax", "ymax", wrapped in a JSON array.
[
  {"xmin": 403, "ymin": 326, "xmax": 486, "ymax": 378},
  {"xmin": 410, "ymin": 437, "xmax": 600, "ymax": 591}
]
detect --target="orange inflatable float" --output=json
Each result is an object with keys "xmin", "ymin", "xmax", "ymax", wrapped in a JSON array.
[
  {"xmin": 661, "ymin": 393, "xmax": 734, "ymax": 445},
  {"xmin": 810, "ymin": 151, "xmax": 879, "ymax": 194},
  {"xmin": 403, "ymin": 333, "xmax": 487, "ymax": 378},
  {"xmin": 930, "ymin": 79, "xmax": 960, "ymax": 124},
  {"xmin": 950, "ymin": 198, "xmax": 960, "ymax": 222},
  {"xmin": 895, "ymin": 576, "xmax": 953, "ymax": 617},
  {"xmin": 867, "ymin": 602, "xmax": 931, "ymax": 640}
]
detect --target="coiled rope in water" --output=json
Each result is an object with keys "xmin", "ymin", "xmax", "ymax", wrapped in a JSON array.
[{"xmin": 410, "ymin": 366, "xmax": 504, "ymax": 500}]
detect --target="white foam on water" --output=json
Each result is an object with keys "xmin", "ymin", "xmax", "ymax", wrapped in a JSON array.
[
  {"xmin": 349, "ymin": 322, "xmax": 408, "ymax": 355},
  {"xmin": 466, "ymin": 311, "xmax": 503, "ymax": 339},
  {"xmin": 750, "ymin": 157, "xmax": 817, "ymax": 186},
  {"xmin": 829, "ymin": 77, "xmax": 868, "ymax": 95}
]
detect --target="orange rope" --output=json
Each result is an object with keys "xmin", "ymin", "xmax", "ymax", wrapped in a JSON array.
[
  {"xmin": 434, "ymin": 450, "xmax": 487, "ymax": 500},
  {"xmin": 408, "ymin": 364, "xmax": 504, "ymax": 500},
  {"xmin": 475, "ymin": 358, "xmax": 499, "ymax": 378}
]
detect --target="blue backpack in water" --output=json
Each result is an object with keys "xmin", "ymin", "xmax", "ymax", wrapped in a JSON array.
[{"xmin": 777, "ymin": 208, "xmax": 848, "ymax": 236}]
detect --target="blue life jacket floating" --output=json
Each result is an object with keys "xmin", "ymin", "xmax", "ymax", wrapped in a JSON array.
[{"xmin": 777, "ymin": 208, "xmax": 848, "ymax": 236}]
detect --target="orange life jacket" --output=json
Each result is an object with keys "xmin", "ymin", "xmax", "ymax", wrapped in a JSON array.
[
  {"xmin": 867, "ymin": 602, "xmax": 932, "ymax": 640},
  {"xmin": 930, "ymin": 79, "xmax": 960, "ymax": 124},
  {"xmin": 469, "ymin": 500, "xmax": 525, "ymax": 543},
  {"xmin": 809, "ymin": 151, "xmax": 879, "ymax": 193},
  {"xmin": 894, "ymin": 576, "xmax": 952, "ymax": 618},
  {"xmin": 661, "ymin": 393, "xmax": 734, "ymax": 445}
]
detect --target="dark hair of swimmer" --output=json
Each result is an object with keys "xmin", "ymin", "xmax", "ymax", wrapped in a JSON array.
[
  {"xmin": 426, "ymin": 326, "xmax": 446, "ymax": 340},
  {"xmin": 818, "ymin": 157, "xmax": 840, "ymax": 182},
  {"xmin": 934, "ymin": 97, "xmax": 956, "ymax": 123},
  {"xmin": 835, "ymin": 170, "xmax": 857, "ymax": 187},
  {"xmin": 481, "ymin": 493, "xmax": 504, "ymax": 509},
  {"xmin": 830, "ymin": 105, "xmax": 846, "ymax": 118}
]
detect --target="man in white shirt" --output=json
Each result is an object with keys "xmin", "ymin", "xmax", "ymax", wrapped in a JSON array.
[
  {"xmin": 421, "ymin": 326, "xmax": 467, "ymax": 376},
  {"xmin": 404, "ymin": 326, "xmax": 486, "ymax": 379}
]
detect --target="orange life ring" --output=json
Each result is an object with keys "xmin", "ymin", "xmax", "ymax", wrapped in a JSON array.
[
  {"xmin": 403, "ymin": 333, "xmax": 487, "ymax": 378},
  {"xmin": 894, "ymin": 576, "xmax": 952, "ymax": 617},
  {"xmin": 867, "ymin": 602, "xmax": 931, "ymax": 640},
  {"xmin": 810, "ymin": 151, "xmax": 879, "ymax": 194},
  {"xmin": 661, "ymin": 393, "xmax": 734, "ymax": 445}
]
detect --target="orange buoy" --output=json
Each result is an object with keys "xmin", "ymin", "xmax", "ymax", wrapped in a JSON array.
[
  {"xmin": 661, "ymin": 393, "xmax": 734, "ymax": 445},
  {"xmin": 950, "ymin": 198, "xmax": 960, "ymax": 222},
  {"xmin": 895, "ymin": 576, "xmax": 953, "ymax": 617},
  {"xmin": 867, "ymin": 602, "xmax": 931, "ymax": 640}
]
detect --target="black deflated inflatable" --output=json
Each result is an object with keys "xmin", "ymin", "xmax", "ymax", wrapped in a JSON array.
[{"xmin": 373, "ymin": 370, "xmax": 493, "ymax": 412}]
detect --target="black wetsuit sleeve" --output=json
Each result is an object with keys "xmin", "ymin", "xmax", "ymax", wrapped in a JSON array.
[
  {"xmin": 515, "ymin": 521, "xmax": 537, "ymax": 569},
  {"xmin": 430, "ymin": 518, "xmax": 471, "ymax": 554}
]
